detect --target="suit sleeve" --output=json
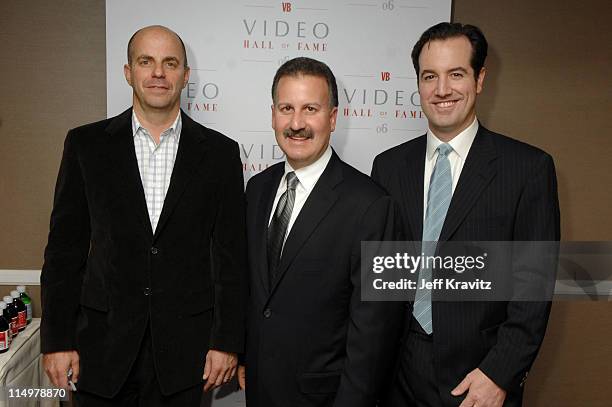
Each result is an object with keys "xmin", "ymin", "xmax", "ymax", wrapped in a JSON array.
[
  {"xmin": 238, "ymin": 177, "xmax": 256, "ymax": 366},
  {"xmin": 478, "ymin": 153, "xmax": 560, "ymax": 391},
  {"xmin": 40, "ymin": 130, "xmax": 90, "ymax": 353},
  {"xmin": 209, "ymin": 141, "xmax": 248, "ymax": 353},
  {"xmin": 333, "ymin": 195, "xmax": 405, "ymax": 407}
]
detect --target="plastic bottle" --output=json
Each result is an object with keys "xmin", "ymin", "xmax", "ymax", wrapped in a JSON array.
[
  {"xmin": 16, "ymin": 286, "xmax": 32, "ymax": 325},
  {"xmin": 11, "ymin": 291, "xmax": 26, "ymax": 332},
  {"xmin": 2, "ymin": 296, "xmax": 18, "ymax": 339},
  {"xmin": 1, "ymin": 301, "xmax": 13, "ymax": 344},
  {"xmin": 0, "ymin": 302, "xmax": 10, "ymax": 352}
]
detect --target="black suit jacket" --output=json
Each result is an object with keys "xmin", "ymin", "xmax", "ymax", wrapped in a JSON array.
[
  {"xmin": 372, "ymin": 125, "xmax": 560, "ymax": 406},
  {"xmin": 244, "ymin": 152, "xmax": 404, "ymax": 407},
  {"xmin": 40, "ymin": 108, "xmax": 247, "ymax": 397}
]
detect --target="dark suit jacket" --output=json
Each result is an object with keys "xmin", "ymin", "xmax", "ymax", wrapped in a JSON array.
[
  {"xmin": 40, "ymin": 108, "xmax": 247, "ymax": 397},
  {"xmin": 372, "ymin": 125, "xmax": 560, "ymax": 406},
  {"xmin": 244, "ymin": 152, "xmax": 404, "ymax": 407}
]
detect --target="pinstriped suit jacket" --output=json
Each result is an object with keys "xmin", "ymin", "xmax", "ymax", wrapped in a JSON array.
[{"xmin": 372, "ymin": 124, "xmax": 560, "ymax": 406}]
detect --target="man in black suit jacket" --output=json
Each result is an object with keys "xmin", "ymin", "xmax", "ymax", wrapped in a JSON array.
[
  {"xmin": 41, "ymin": 26, "xmax": 246, "ymax": 406},
  {"xmin": 238, "ymin": 57, "xmax": 403, "ymax": 407},
  {"xmin": 373, "ymin": 23, "xmax": 560, "ymax": 407}
]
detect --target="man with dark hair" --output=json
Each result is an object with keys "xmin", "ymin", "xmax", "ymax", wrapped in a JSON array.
[
  {"xmin": 271, "ymin": 56, "xmax": 339, "ymax": 107},
  {"xmin": 411, "ymin": 23, "xmax": 488, "ymax": 81},
  {"xmin": 373, "ymin": 22, "xmax": 559, "ymax": 407},
  {"xmin": 239, "ymin": 56, "xmax": 403, "ymax": 407},
  {"xmin": 41, "ymin": 25, "xmax": 246, "ymax": 406}
]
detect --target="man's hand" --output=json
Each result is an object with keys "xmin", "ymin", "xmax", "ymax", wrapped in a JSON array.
[
  {"xmin": 237, "ymin": 365, "xmax": 246, "ymax": 390},
  {"xmin": 452, "ymin": 368, "xmax": 506, "ymax": 407},
  {"xmin": 43, "ymin": 351, "xmax": 80, "ymax": 390},
  {"xmin": 203, "ymin": 350, "xmax": 237, "ymax": 392}
]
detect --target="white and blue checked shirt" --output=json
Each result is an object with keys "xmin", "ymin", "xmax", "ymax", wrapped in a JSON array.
[{"xmin": 132, "ymin": 112, "xmax": 182, "ymax": 232}]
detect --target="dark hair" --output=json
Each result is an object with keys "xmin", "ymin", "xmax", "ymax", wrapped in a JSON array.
[
  {"xmin": 271, "ymin": 57, "xmax": 338, "ymax": 108},
  {"xmin": 411, "ymin": 22, "xmax": 487, "ymax": 81},
  {"xmin": 127, "ymin": 25, "xmax": 188, "ymax": 68}
]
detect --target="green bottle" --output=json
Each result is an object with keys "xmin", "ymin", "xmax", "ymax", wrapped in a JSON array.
[{"xmin": 16, "ymin": 286, "xmax": 32, "ymax": 325}]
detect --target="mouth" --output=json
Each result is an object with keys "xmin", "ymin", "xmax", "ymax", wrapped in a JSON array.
[
  {"xmin": 433, "ymin": 100, "xmax": 460, "ymax": 108},
  {"xmin": 146, "ymin": 84, "xmax": 170, "ymax": 91}
]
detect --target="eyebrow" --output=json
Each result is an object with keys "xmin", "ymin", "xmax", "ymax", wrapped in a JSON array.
[
  {"xmin": 420, "ymin": 67, "xmax": 469, "ymax": 77},
  {"xmin": 136, "ymin": 55, "xmax": 180, "ymax": 63},
  {"xmin": 420, "ymin": 69, "xmax": 436, "ymax": 77},
  {"xmin": 276, "ymin": 102, "xmax": 323, "ymax": 108},
  {"xmin": 448, "ymin": 67, "xmax": 469, "ymax": 74}
]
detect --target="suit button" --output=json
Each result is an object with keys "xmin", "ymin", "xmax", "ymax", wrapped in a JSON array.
[
  {"xmin": 263, "ymin": 308, "xmax": 271, "ymax": 318},
  {"xmin": 144, "ymin": 287, "xmax": 151, "ymax": 296},
  {"xmin": 150, "ymin": 247, "xmax": 159, "ymax": 255}
]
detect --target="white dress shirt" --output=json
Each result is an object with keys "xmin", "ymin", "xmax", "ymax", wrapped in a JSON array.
[
  {"xmin": 268, "ymin": 145, "xmax": 333, "ymax": 244},
  {"xmin": 132, "ymin": 112, "xmax": 182, "ymax": 232},
  {"xmin": 423, "ymin": 118, "xmax": 479, "ymax": 221}
]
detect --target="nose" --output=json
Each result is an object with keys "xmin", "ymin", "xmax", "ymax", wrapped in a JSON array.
[
  {"xmin": 152, "ymin": 62, "xmax": 165, "ymax": 78},
  {"xmin": 434, "ymin": 76, "xmax": 451, "ymax": 97},
  {"xmin": 290, "ymin": 111, "xmax": 305, "ymax": 131}
]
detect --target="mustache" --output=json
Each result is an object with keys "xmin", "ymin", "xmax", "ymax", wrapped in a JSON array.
[{"xmin": 283, "ymin": 128, "xmax": 313, "ymax": 139}]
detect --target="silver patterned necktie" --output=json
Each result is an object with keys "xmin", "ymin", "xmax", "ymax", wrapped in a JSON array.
[
  {"xmin": 413, "ymin": 143, "xmax": 453, "ymax": 334},
  {"xmin": 267, "ymin": 172, "xmax": 299, "ymax": 288}
]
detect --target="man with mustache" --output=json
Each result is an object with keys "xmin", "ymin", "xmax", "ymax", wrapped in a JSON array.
[
  {"xmin": 41, "ymin": 25, "xmax": 246, "ymax": 406},
  {"xmin": 373, "ymin": 23, "xmax": 560, "ymax": 407},
  {"xmin": 239, "ymin": 57, "xmax": 403, "ymax": 407}
]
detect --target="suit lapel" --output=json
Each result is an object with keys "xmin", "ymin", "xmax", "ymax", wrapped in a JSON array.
[
  {"xmin": 439, "ymin": 126, "xmax": 498, "ymax": 241},
  {"xmin": 105, "ymin": 108, "xmax": 153, "ymax": 237},
  {"xmin": 256, "ymin": 164, "xmax": 284, "ymax": 293},
  {"xmin": 268, "ymin": 152, "xmax": 342, "ymax": 298},
  {"xmin": 153, "ymin": 112, "xmax": 208, "ymax": 241},
  {"xmin": 402, "ymin": 136, "xmax": 426, "ymax": 240}
]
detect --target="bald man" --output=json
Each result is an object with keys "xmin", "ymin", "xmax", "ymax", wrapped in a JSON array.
[{"xmin": 41, "ymin": 25, "xmax": 247, "ymax": 406}]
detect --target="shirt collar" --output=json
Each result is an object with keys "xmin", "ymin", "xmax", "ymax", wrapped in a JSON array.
[
  {"xmin": 283, "ymin": 145, "xmax": 333, "ymax": 194},
  {"xmin": 132, "ymin": 111, "xmax": 182, "ymax": 139},
  {"xmin": 426, "ymin": 117, "xmax": 479, "ymax": 160}
]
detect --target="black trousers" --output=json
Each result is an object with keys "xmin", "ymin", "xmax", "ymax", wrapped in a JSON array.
[
  {"xmin": 382, "ymin": 315, "xmax": 445, "ymax": 407},
  {"xmin": 75, "ymin": 324, "xmax": 203, "ymax": 407}
]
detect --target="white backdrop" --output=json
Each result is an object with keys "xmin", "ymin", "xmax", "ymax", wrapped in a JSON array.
[
  {"xmin": 106, "ymin": 1, "xmax": 450, "ymax": 404},
  {"xmin": 107, "ymin": 0, "xmax": 450, "ymax": 180}
]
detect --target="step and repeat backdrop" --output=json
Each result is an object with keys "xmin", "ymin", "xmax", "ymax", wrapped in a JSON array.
[
  {"xmin": 107, "ymin": 0, "xmax": 451, "ymax": 180},
  {"xmin": 107, "ymin": 1, "xmax": 450, "ymax": 404}
]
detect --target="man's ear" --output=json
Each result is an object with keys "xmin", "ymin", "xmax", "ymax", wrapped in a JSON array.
[
  {"xmin": 476, "ymin": 67, "xmax": 486, "ymax": 94},
  {"xmin": 124, "ymin": 64, "xmax": 132, "ymax": 86},
  {"xmin": 182, "ymin": 67, "xmax": 191, "ymax": 88},
  {"xmin": 329, "ymin": 107, "xmax": 338, "ymax": 133}
]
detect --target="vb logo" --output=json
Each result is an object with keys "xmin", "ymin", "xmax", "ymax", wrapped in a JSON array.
[
  {"xmin": 282, "ymin": 2, "xmax": 292, "ymax": 12},
  {"xmin": 381, "ymin": 72, "xmax": 391, "ymax": 81}
]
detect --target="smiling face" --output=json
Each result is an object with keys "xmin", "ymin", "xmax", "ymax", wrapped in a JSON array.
[
  {"xmin": 418, "ymin": 36, "xmax": 485, "ymax": 141},
  {"xmin": 272, "ymin": 74, "xmax": 338, "ymax": 170},
  {"xmin": 124, "ymin": 27, "xmax": 190, "ymax": 116}
]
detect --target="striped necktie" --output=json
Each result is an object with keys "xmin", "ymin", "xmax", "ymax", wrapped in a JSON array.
[
  {"xmin": 267, "ymin": 171, "xmax": 299, "ymax": 288},
  {"xmin": 413, "ymin": 143, "xmax": 453, "ymax": 334}
]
